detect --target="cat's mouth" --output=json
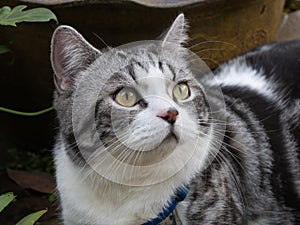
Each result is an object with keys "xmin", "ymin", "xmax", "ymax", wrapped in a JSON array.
[
  {"xmin": 158, "ymin": 128, "xmax": 179, "ymax": 148},
  {"xmin": 169, "ymin": 127, "xmax": 179, "ymax": 142}
]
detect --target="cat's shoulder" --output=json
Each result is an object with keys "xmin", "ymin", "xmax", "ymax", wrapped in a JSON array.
[
  {"xmin": 214, "ymin": 40, "xmax": 300, "ymax": 101},
  {"xmin": 245, "ymin": 40, "xmax": 300, "ymax": 100},
  {"xmin": 247, "ymin": 39, "xmax": 300, "ymax": 58}
]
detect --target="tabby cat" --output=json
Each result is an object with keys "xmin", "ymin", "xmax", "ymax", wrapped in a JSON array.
[{"xmin": 51, "ymin": 14, "xmax": 300, "ymax": 225}]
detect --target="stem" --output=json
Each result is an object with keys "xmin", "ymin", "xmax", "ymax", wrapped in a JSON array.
[{"xmin": 0, "ymin": 105, "xmax": 54, "ymax": 116}]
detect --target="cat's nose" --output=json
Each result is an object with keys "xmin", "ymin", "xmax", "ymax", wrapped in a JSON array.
[{"xmin": 157, "ymin": 108, "xmax": 179, "ymax": 125}]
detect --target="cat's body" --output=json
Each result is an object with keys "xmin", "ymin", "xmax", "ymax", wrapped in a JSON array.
[
  {"xmin": 51, "ymin": 14, "xmax": 300, "ymax": 225},
  {"xmin": 181, "ymin": 41, "xmax": 300, "ymax": 224}
]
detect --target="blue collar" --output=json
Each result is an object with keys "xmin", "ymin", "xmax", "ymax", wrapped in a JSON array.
[{"xmin": 142, "ymin": 185, "xmax": 189, "ymax": 225}]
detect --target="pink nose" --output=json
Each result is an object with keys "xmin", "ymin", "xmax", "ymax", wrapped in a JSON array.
[{"xmin": 157, "ymin": 108, "xmax": 179, "ymax": 124}]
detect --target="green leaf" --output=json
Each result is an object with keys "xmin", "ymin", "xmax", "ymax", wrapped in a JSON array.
[
  {"xmin": 0, "ymin": 192, "xmax": 15, "ymax": 213},
  {"xmin": 0, "ymin": 45, "xmax": 10, "ymax": 54},
  {"xmin": 16, "ymin": 209, "xmax": 47, "ymax": 225},
  {"xmin": 0, "ymin": 5, "xmax": 58, "ymax": 27},
  {"xmin": 47, "ymin": 193, "xmax": 57, "ymax": 202}
]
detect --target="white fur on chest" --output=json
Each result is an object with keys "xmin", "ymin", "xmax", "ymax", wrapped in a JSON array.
[
  {"xmin": 55, "ymin": 145, "xmax": 154, "ymax": 225},
  {"xmin": 54, "ymin": 128, "xmax": 212, "ymax": 225}
]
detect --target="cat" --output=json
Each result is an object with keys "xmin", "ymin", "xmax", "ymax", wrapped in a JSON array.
[{"xmin": 51, "ymin": 14, "xmax": 300, "ymax": 225}]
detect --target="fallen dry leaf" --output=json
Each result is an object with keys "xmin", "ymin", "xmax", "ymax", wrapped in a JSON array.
[{"xmin": 7, "ymin": 169, "xmax": 56, "ymax": 194}]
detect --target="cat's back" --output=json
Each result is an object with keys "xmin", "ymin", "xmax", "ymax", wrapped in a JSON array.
[
  {"xmin": 213, "ymin": 40, "xmax": 300, "ymax": 133},
  {"xmin": 213, "ymin": 40, "xmax": 300, "ymax": 102},
  {"xmin": 221, "ymin": 40, "xmax": 300, "ymax": 146}
]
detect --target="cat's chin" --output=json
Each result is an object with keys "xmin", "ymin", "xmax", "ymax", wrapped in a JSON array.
[{"xmin": 123, "ymin": 132, "xmax": 179, "ymax": 166}]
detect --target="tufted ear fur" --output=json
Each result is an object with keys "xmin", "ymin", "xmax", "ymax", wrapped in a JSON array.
[
  {"xmin": 50, "ymin": 25, "xmax": 100, "ymax": 92},
  {"xmin": 161, "ymin": 13, "xmax": 189, "ymax": 46}
]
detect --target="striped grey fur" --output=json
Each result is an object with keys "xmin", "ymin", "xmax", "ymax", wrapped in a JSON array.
[{"xmin": 182, "ymin": 41, "xmax": 300, "ymax": 224}]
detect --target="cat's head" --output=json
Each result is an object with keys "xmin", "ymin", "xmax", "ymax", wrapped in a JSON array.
[{"xmin": 51, "ymin": 14, "xmax": 218, "ymax": 186}]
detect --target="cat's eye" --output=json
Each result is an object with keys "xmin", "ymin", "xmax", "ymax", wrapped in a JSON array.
[
  {"xmin": 173, "ymin": 83, "xmax": 190, "ymax": 100},
  {"xmin": 115, "ymin": 88, "xmax": 137, "ymax": 107}
]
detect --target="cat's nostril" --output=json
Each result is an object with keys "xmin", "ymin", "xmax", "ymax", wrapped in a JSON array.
[{"xmin": 157, "ymin": 108, "xmax": 179, "ymax": 124}]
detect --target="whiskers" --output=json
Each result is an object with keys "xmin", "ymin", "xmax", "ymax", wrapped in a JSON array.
[
  {"xmin": 187, "ymin": 40, "xmax": 237, "ymax": 51},
  {"xmin": 68, "ymin": 123, "xmax": 174, "ymax": 187},
  {"xmin": 186, "ymin": 40, "xmax": 238, "ymax": 67},
  {"xmin": 196, "ymin": 115, "xmax": 265, "ymax": 211},
  {"xmin": 93, "ymin": 32, "xmax": 112, "ymax": 52}
]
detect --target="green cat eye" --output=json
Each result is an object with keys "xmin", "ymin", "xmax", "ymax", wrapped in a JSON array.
[
  {"xmin": 173, "ymin": 83, "xmax": 190, "ymax": 100},
  {"xmin": 115, "ymin": 87, "xmax": 137, "ymax": 107}
]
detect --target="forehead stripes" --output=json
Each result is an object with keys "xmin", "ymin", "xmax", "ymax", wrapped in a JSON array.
[{"xmin": 122, "ymin": 53, "xmax": 178, "ymax": 84}]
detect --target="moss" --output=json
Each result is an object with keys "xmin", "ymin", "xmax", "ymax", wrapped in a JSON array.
[
  {"xmin": 2, "ymin": 148, "xmax": 54, "ymax": 175},
  {"xmin": 284, "ymin": 0, "xmax": 300, "ymax": 14}
]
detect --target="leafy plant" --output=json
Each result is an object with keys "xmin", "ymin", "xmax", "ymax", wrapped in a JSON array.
[
  {"xmin": 0, "ymin": 5, "xmax": 55, "ymax": 224},
  {"xmin": 16, "ymin": 209, "xmax": 47, "ymax": 225},
  {"xmin": 0, "ymin": 5, "xmax": 57, "ymax": 54},
  {"xmin": 0, "ymin": 4, "xmax": 57, "ymax": 115},
  {"xmin": 0, "ymin": 45, "xmax": 10, "ymax": 54},
  {"xmin": 0, "ymin": 5, "xmax": 57, "ymax": 26},
  {"xmin": 0, "ymin": 192, "xmax": 15, "ymax": 212},
  {"xmin": 284, "ymin": 0, "xmax": 300, "ymax": 14},
  {"xmin": 0, "ymin": 192, "xmax": 47, "ymax": 225}
]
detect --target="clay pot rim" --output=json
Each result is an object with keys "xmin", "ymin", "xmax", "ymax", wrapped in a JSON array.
[{"xmin": 18, "ymin": 0, "xmax": 218, "ymax": 8}]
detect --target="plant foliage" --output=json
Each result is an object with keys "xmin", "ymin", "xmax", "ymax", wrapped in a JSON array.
[
  {"xmin": 0, "ymin": 5, "xmax": 57, "ymax": 27},
  {"xmin": 0, "ymin": 45, "xmax": 10, "ymax": 54},
  {"xmin": 0, "ymin": 192, "xmax": 47, "ymax": 225},
  {"xmin": 16, "ymin": 209, "xmax": 47, "ymax": 225},
  {"xmin": 0, "ymin": 192, "xmax": 15, "ymax": 213}
]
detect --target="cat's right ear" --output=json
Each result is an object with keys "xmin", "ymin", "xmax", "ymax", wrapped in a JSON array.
[{"xmin": 51, "ymin": 25, "xmax": 100, "ymax": 93}]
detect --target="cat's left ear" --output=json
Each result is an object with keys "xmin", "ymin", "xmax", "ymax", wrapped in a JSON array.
[{"xmin": 161, "ymin": 13, "xmax": 189, "ymax": 46}]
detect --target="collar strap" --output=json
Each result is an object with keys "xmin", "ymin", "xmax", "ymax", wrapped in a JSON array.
[{"xmin": 142, "ymin": 185, "xmax": 189, "ymax": 225}]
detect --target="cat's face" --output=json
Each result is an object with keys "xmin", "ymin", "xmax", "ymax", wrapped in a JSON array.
[
  {"xmin": 93, "ymin": 48, "xmax": 210, "ymax": 160},
  {"xmin": 51, "ymin": 14, "xmax": 218, "ymax": 185}
]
